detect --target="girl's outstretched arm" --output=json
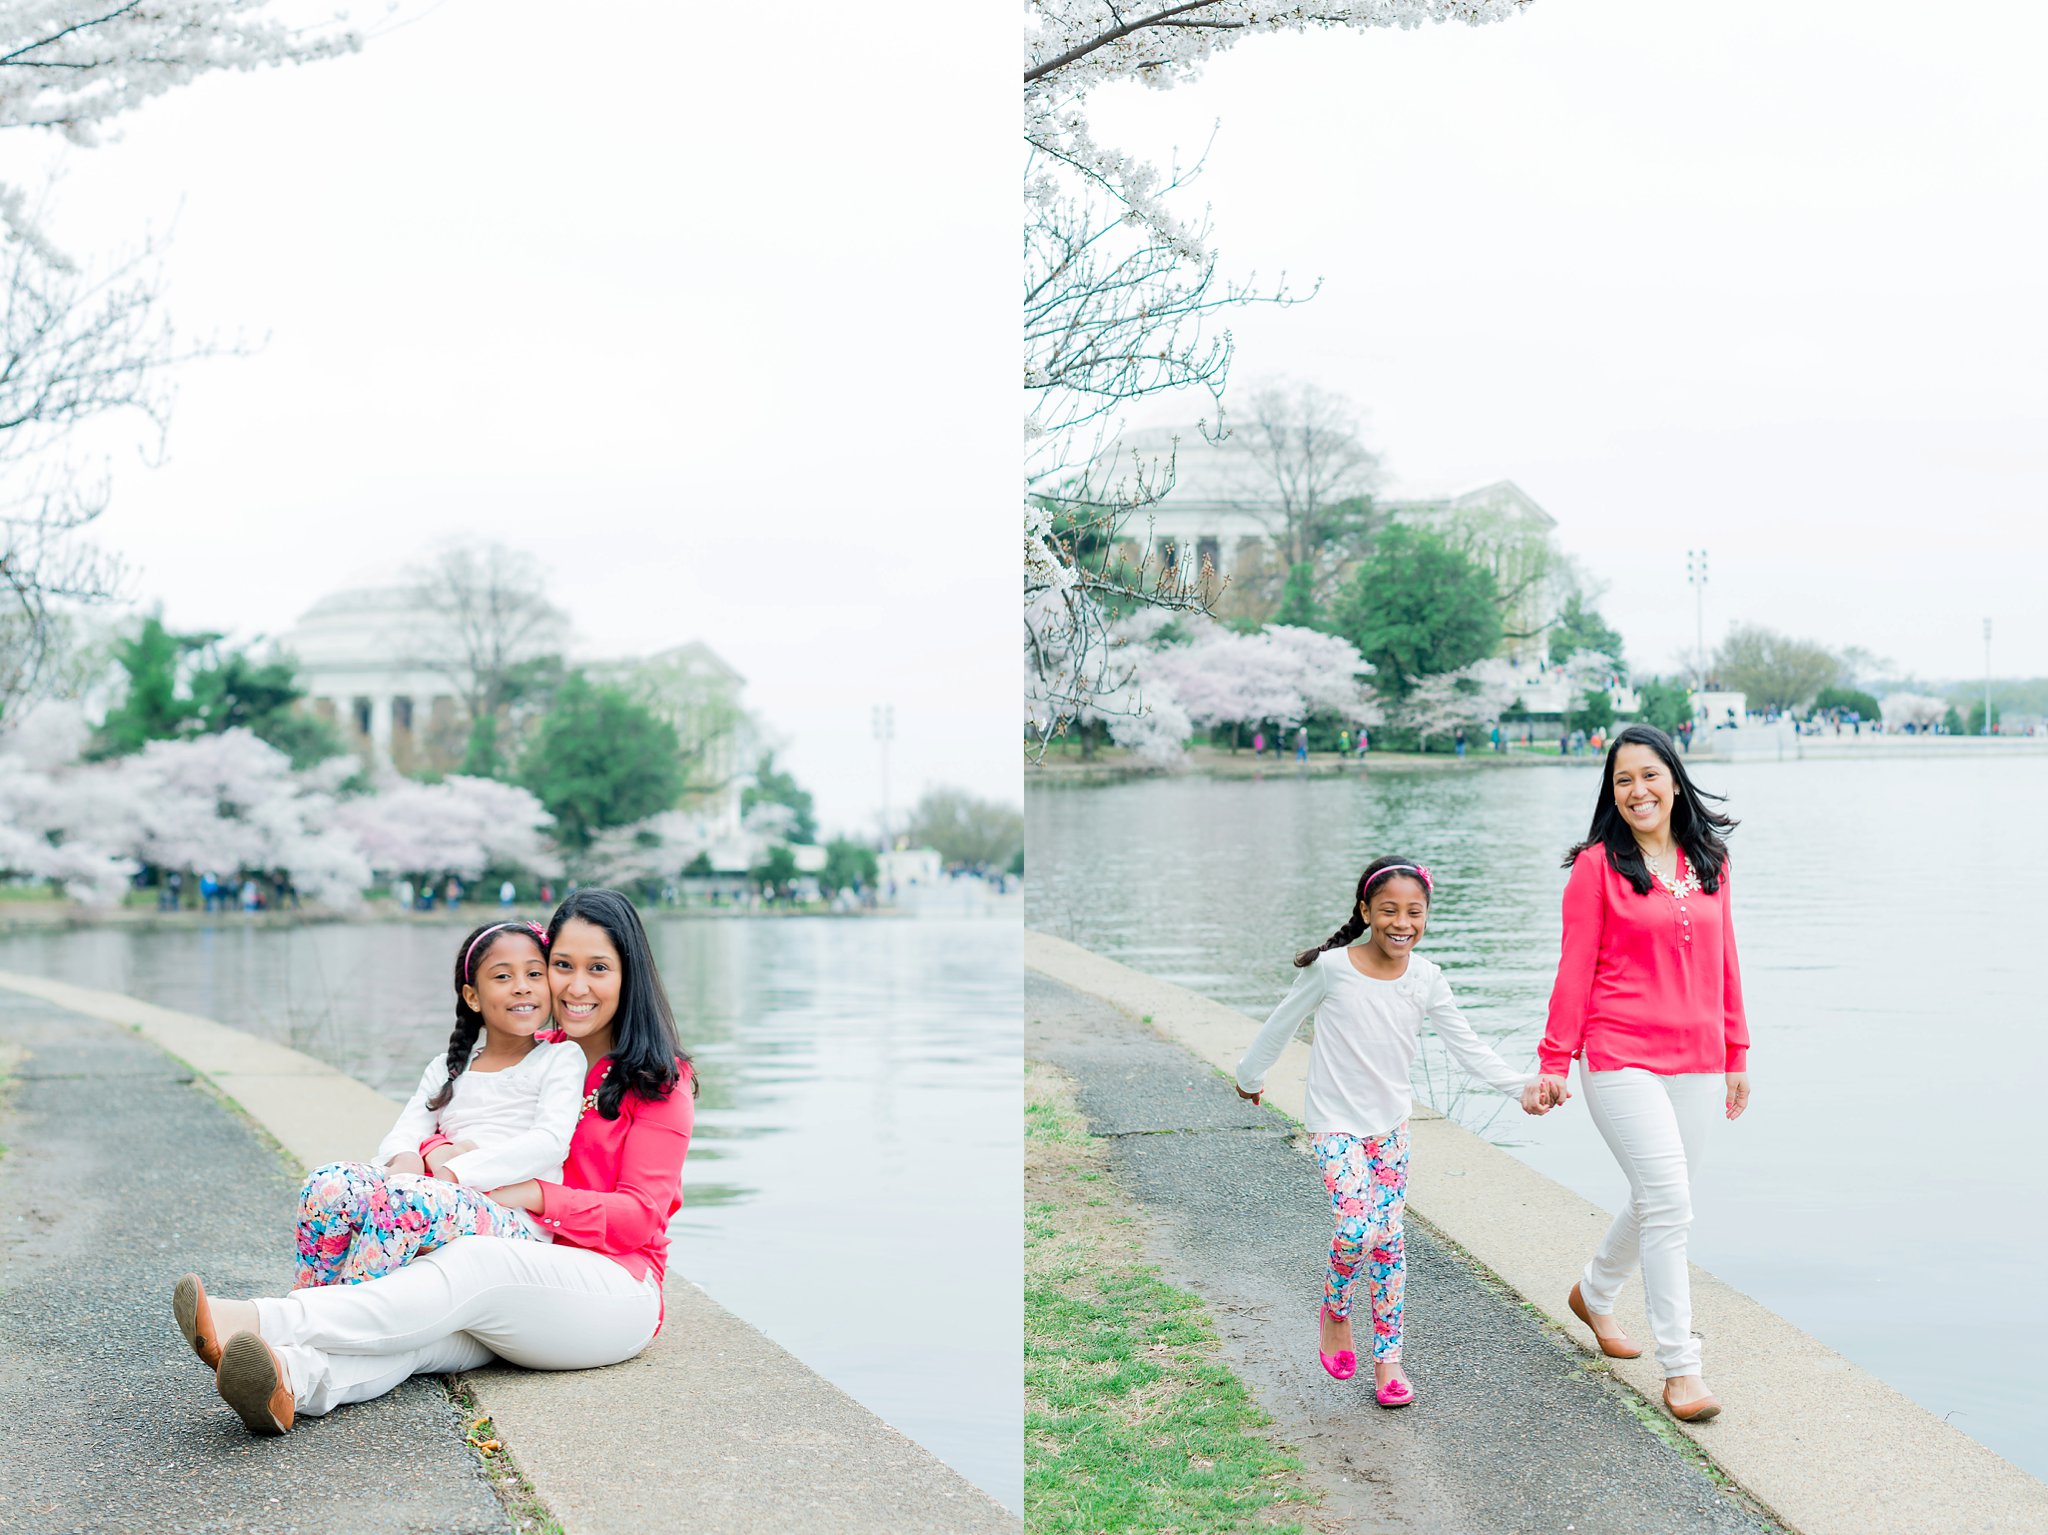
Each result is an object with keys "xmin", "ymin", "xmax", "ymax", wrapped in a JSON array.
[
  {"xmin": 1236, "ymin": 962, "xmax": 1328, "ymax": 1098},
  {"xmin": 1422, "ymin": 969, "xmax": 1531, "ymax": 1097}
]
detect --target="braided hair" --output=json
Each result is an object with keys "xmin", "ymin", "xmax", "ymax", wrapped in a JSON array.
[
  {"xmin": 1293, "ymin": 855, "xmax": 1434, "ymax": 967},
  {"xmin": 428, "ymin": 920, "xmax": 547, "ymax": 1112}
]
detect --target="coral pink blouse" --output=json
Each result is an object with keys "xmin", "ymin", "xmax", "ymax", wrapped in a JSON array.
[
  {"xmin": 1538, "ymin": 845, "xmax": 1749, "ymax": 1079},
  {"xmin": 530, "ymin": 1048, "xmax": 694, "ymax": 1288}
]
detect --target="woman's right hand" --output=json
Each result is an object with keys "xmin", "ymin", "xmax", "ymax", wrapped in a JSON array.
[{"xmin": 1234, "ymin": 1082, "xmax": 1262, "ymax": 1106}]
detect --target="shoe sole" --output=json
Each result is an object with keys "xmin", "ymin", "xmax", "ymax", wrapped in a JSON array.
[
  {"xmin": 217, "ymin": 1333, "xmax": 293, "ymax": 1436},
  {"xmin": 1568, "ymin": 1285, "xmax": 1643, "ymax": 1360},
  {"xmin": 172, "ymin": 1274, "xmax": 219, "ymax": 1369},
  {"xmin": 1667, "ymin": 1399, "xmax": 1721, "ymax": 1423}
]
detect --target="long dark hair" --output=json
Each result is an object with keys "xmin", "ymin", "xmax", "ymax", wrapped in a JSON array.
[
  {"xmin": 429, "ymin": 920, "xmax": 547, "ymax": 1112},
  {"xmin": 1565, "ymin": 723, "xmax": 1737, "ymax": 894},
  {"xmin": 547, "ymin": 887, "xmax": 693, "ymax": 1116},
  {"xmin": 1293, "ymin": 854, "xmax": 1433, "ymax": 967}
]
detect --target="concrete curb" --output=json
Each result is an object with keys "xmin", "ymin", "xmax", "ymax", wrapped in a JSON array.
[
  {"xmin": 1025, "ymin": 931, "xmax": 2048, "ymax": 1535},
  {"xmin": 0, "ymin": 968, "xmax": 1018, "ymax": 1535}
]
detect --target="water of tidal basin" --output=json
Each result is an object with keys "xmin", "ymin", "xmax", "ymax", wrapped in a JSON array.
[
  {"xmin": 0, "ymin": 910, "xmax": 1023, "ymax": 1512},
  {"xmin": 1026, "ymin": 754, "xmax": 2048, "ymax": 1481}
]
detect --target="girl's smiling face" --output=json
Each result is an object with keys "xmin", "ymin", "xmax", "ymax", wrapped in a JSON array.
[
  {"xmin": 1611, "ymin": 742, "xmax": 1677, "ymax": 840},
  {"xmin": 549, "ymin": 917, "xmax": 622, "ymax": 1054},
  {"xmin": 460, "ymin": 933, "xmax": 548, "ymax": 1041},
  {"xmin": 1360, "ymin": 874, "xmax": 1430, "ymax": 961}
]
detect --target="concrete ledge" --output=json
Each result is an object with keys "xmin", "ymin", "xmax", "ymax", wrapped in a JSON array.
[
  {"xmin": 1025, "ymin": 931, "xmax": 2048, "ymax": 1535},
  {"xmin": 0, "ymin": 968, "xmax": 1017, "ymax": 1535}
]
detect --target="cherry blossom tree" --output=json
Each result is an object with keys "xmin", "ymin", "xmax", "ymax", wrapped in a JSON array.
[
  {"xmin": 1376, "ymin": 659, "xmax": 1517, "ymax": 751},
  {"xmin": 1880, "ymin": 692, "xmax": 1948, "ymax": 731},
  {"xmin": 1097, "ymin": 615, "xmax": 1374, "ymax": 762},
  {"xmin": 0, "ymin": 748, "xmax": 133, "ymax": 903},
  {"xmin": 335, "ymin": 773, "xmax": 560, "ymax": 889},
  {"xmin": 0, "ymin": 4, "xmax": 368, "ymax": 715},
  {"xmin": 583, "ymin": 812, "xmax": 714, "ymax": 891},
  {"xmin": 1022, "ymin": 1, "xmax": 1531, "ymax": 750}
]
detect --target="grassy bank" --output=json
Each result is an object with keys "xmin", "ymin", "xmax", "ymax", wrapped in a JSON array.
[{"xmin": 1024, "ymin": 1059, "xmax": 1314, "ymax": 1534}]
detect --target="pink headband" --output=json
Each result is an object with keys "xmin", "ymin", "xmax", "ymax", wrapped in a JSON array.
[
  {"xmin": 1364, "ymin": 864, "xmax": 1433, "ymax": 898},
  {"xmin": 463, "ymin": 920, "xmax": 548, "ymax": 978}
]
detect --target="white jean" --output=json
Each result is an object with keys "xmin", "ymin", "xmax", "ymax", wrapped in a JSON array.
[
  {"xmin": 253, "ymin": 1234, "xmax": 661, "ymax": 1416},
  {"xmin": 1577, "ymin": 1066, "xmax": 1720, "ymax": 1378}
]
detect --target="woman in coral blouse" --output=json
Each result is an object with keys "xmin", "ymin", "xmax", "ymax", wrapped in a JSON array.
[
  {"xmin": 175, "ymin": 888, "xmax": 695, "ymax": 1435},
  {"xmin": 1537, "ymin": 724, "xmax": 1750, "ymax": 1425}
]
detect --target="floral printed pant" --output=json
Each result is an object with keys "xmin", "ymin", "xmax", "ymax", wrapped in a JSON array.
[
  {"xmin": 1311, "ymin": 1124, "xmax": 1410, "ymax": 1360},
  {"xmin": 294, "ymin": 1160, "xmax": 545, "ymax": 1288}
]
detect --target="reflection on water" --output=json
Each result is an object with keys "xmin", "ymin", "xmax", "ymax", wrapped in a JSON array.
[
  {"xmin": 0, "ymin": 909, "xmax": 1023, "ymax": 1512},
  {"xmin": 1027, "ymin": 758, "xmax": 2048, "ymax": 1480}
]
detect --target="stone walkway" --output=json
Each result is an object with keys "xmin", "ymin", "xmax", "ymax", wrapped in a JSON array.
[
  {"xmin": 1028, "ymin": 973, "xmax": 1783, "ymax": 1535},
  {"xmin": 0, "ymin": 990, "xmax": 508, "ymax": 1535}
]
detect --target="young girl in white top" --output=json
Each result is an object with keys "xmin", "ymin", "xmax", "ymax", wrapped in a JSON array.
[
  {"xmin": 290, "ymin": 919, "xmax": 585, "ymax": 1287},
  {"xmin": 1235, "ymin": 856, "xmax": 1553, "ymax": 1407}
]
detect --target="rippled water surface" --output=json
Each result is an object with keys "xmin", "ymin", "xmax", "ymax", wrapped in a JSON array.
[
  {"xmin": 1027, "ymin": 756, "xmax": 2048, "ymax": 1480},
  {"xmin": 0, "ymin": 909, "xmax": 1023, "ymax": 1511}
]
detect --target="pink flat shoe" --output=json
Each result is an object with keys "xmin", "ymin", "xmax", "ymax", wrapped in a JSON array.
[
  {"xmin": 1318, "ymin": 1304, "xmax": 1356, "ymax": 1381},
  {"xmin": 1375, "ymin": 1369, "xmax": 1415, "ymax": 1409}
]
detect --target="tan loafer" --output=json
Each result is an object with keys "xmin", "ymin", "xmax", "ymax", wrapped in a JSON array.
[
  {"xmin": 172, "ymin": 1273, "xmax": 222, "ymax": 1370},
  {"xmin": 1663, "ymin": 1383, "xmax": 1722, "ymax": 1423},
  {"xmin": 216, "ymin": 1331, "xmax": 295, "ymax": 1435},
  {"xmin": 1568, "ymin": 1282, "xmax": 1643, "ymax": 1360}
]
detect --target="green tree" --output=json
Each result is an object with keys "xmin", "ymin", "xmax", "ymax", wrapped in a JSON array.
[
  {"xmin": 1329, "ymin": 525, "xmax": 1500, "ymax": 697},
  {"xmin": 1966, "ymin": 698, "xmax": 2000, "ymax": 736},
  {"xmin": 1712, "ymin": 624, "xmax": 1840, "ymax": 714},
  {"xmin": 92, "ymin": 616, "xmax": 342, "ymax": 767},
  {"xmin": 1567, "ymin": 687, "xmax": 1616, "ymax": 736},
  {"xmin": 819, "ymin": 838, "xmax": 879, "ymax": 897},
  {"xmin": 91, "ymin": 615, "xmax": 205, "ymax": 756},
  {"xmin": 1271, "ymin": 562, "xmax": 1321, "ymax": 629},
  {"xmin": 518, "ymin": 674, "xmax": 685, "ymax": 853},
  {"xmin": 750, "ymin": 844, "xmax": 800, "ymax": 902},
  {"xmin": 742, "ymin": 752, "xmax": 817, "ymax": 844},
  {"xmin": 902, "ymin": 787, "xmax": 1025, "ymax": 869},
  {"xmin": 1633, "ymin": 679, "xmax": 1693, "ymax": 736},
  {"xmin": 1813, "ymin": 685, "xmax": 1882, "ymax": 722},
  {"xmin": 188, "ymin": 649, "xmax": 344, "ymax": 768},
  {"xmin": 1941, "ymin": 705, "xmax": 1965, "ymax": 735},
  {"xmin": 1548, "ymin": 592, "xmax": 1626, "ymax": 672}
]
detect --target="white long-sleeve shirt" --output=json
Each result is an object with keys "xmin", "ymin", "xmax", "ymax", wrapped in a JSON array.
[
  {"xmin": 1235, "ymin": 947, "xmax": 1530, "ymax": 1138},
  {"xmin": 373, "ymin": 1038, "xmax": 586, "ymax": 1191}
]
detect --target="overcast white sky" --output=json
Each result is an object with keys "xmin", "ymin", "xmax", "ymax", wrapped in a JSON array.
[
  {"xmin": 35, "ymin": 1, "xmax": 1010, "ymax": 838},
  {"xmin": 1087, "ymin": 0, "xmax": 2048, "ymax": 685}
]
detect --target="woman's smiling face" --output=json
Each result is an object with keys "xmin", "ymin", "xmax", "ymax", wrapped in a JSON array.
[
  {"xmin": 1611, "ymin": 742, "xmax": 1676, "ymax": 840},
  {"xmin": 549, "ymin": 917, "xmax": 622, "ymax": 1053}
]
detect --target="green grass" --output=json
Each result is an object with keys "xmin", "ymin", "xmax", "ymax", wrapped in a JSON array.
[
  {"xmin": 445, "ymin": 1384, "xmax": 566, "ymax": 1535},
  {"xmin": 1025, "ymin": 1062, "xmax": 1313, "ymax": 1534}
]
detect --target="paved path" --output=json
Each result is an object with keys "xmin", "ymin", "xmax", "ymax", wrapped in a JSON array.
[
  {"xmin": 0, "ymin": 990, "xmax": 509, "ymax": 1535},
  {"xmin": 1028, "ymin": 973, "xmax": 1782, "ymax": 1535}
]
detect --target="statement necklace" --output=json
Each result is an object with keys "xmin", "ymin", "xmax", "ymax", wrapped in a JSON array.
[
  {"xmin": 1641, "ymin": 845, "xmax": 1702, "ymax": 899},
  {"xmin": 578, "ymin": 1061, "xmax": 613, "ymax": 1120}
]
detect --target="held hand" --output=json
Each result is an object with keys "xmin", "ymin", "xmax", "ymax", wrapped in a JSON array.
[
  {"xmin": 1725, "ymin": 1072, "xmax": 1750, "ymax": 1121},
  {"xmin": 425, "ymin": 1139, "xmax": 477, "ymax": 1181},
  {"xmin": 1234, "ymin": 1082, "xmax": 1262, "ymax": 1106},
  {"xmin": 384, "ymin": 1151, "xmax": 427, "ymax": 1176},
  {"xmin": 1519, "ymin": 1083, "xmax": 1550, "ymax": 1116},
  {"xmin": 1538, "ymin": 1074, "xmax": 1572, "ymax": 1110}
]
